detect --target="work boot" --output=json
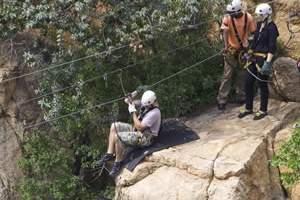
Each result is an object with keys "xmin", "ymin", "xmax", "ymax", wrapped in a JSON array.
[
  {"xmin": 96, "ymin": 153, "xmax": 115, "ymax": 165},
  {"xmin": 109, "ymin": 161, "xmax": 123, "ymax": 176}
]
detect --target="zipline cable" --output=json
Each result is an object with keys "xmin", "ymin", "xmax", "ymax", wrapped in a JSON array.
[
  {"xmin": 0, "ymin": 1, "xmax": 294, "ymax": 116},
  {"xmin": 4, "ymin": 52, "xmax": 220, "ymax": 135},
  {"xmin": 1, "ymin": 1, "xmax": 296, "ymax": 116},
  {"xmin": 0, "ymin": 0, "xmax": 282, "ymax": 85},
  {"xmin": 2, "ymin": 36, "xmax": 215, "ymax": 111}
]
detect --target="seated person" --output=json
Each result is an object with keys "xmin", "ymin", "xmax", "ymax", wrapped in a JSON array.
[{"xmin": 97, "ymin": 89, "xmax": 161, "ymax": 176}]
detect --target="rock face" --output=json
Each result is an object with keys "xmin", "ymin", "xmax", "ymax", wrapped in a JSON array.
[
  {"xmin": 114, "ymin": 99, "xmax": 298, "ymax": 200},
  {"xmin": 272, "ymin": 0, "xmax": 300, "ymax": 60},
  {"xmin": 0, "ymin": 34, "xmax": 42, "ymax": 199}
]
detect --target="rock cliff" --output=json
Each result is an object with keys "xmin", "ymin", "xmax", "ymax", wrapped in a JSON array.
[
  {"xmin": 115, "ymin": 98, "xmax": 299, "ymax": 200},
  {"xmin": 0, "ymin": 34, "xmax": 43, "ymax": 199}
]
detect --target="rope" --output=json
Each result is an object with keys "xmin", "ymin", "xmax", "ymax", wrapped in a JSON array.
[
  {"xmin": 150, "ymin": 53, "xmax": 219, "ymax": 87},
  {"xmin": 0, "ymin": 0, "xmax": 285, "ymax": 86},
  {"xmin": 287, "ymin": 10, "xmax": 300, "ymax": 34},
  {"xmin": 4, "ymin": 52, "xmax": 220, "ymax": 135},
  {"xmin": 0, "ymin": 0, "xmax": 296, "ymax": 135},
  {"xmin": 246, "ymin": 67, "xmax": 273, "ymax": 83},
  {"xmin": 0, "ymin": 36, "xmax": 213, "ymax": 112}
]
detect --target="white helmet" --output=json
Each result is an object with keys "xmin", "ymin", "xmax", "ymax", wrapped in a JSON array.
[
  {"xmin": 141, "ymin": 90, "xmax": 157, "ymax": 106},
  {"xmin": 255, "ymin": 3, "xmax": 272, "ymax": 15},
  {"xmin": 227, "ymin": 0, "xmax": 242, "ymax": 13}
]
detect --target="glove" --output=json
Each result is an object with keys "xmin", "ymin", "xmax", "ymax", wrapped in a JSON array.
[
  {"xmin": 136, "ymin": 85, "xmax": 150, "ymax": 93},
  {"xmin": 128, "ymin": 103, "xmax": 137, "ymax": 114},
  {"xmin": 261, "ymin": 61, "xmax": 272, "ymax": 76},
  {"xmin": 125, "ymin": 93, "xmax": 132, "ymax": 98}
]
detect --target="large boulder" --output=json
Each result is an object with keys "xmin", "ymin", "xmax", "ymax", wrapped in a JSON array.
[{"xmin": 271, "ymin": 57, "xmax": 300, "ymax": 101}]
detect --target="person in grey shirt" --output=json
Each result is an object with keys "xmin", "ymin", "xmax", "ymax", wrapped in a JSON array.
[{"xmin": 97, "ymin": 89, "xmax": 161, "ymax": 176}]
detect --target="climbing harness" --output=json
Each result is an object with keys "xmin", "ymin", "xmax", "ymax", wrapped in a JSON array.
[
  {"xmin": 243, "ymin": 49, "xmax": 272, "ymax": 83},
  {"xmin": 118, "ymin": 106, "xmax": 162, "ymax": 148},
  {"xmin": 223, "ymin": 12, "xmax": 249, "ymax": 67},
  {"xmin": 241, "ymin": 19, "xmax": 274, "ymax": 83}
]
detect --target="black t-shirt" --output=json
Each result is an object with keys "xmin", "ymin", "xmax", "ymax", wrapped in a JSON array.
[{"xmin": 253, "ymin": 21, "xmax": 279, "ymax": 54}]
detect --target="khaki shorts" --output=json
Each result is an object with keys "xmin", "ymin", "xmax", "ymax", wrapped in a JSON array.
[{"xmin": 114, "ymin": 122, "xmax": 153, "ymax": 148}]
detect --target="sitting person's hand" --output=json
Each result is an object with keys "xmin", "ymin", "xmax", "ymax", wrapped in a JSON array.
[{"xmin": 128, "ymin": 103, "xmax": 137, "ymax": 114}]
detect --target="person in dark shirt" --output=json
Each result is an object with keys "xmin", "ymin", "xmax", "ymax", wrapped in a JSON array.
[{"xmin": 238, "ymin": 3, "xmax": 279, "ymax": 120}]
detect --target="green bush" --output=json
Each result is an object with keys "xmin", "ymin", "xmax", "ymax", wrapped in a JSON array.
[{"xmin": 271, "ymin": 119, "xmax": 300, "ymax": 190}]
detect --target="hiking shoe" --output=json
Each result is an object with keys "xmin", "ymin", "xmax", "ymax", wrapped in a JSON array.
[
  {"xmin": 238, "ymin": 109, "xmax": 253, "ymax": 118},
  {"xmin": 109, "ymin": 161, "xmax": 123, "ymax": 176},
  {"xmin": 96, "ymin": 153, "xmax": 115, "ymax": 165},
  {"xmin": 218, "ymin": 103, "xmax": 226, "ymax": 110},
  {"xmin": 253, "ymin": 112, "xmax": 267, "ymax": 120}
]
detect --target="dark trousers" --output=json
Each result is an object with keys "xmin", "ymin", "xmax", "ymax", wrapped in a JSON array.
[{"xmin": 245, "ymin": 57, "xmax": 269, "ymax": 112}]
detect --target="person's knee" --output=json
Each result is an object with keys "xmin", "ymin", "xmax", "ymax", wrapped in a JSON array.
[{"xmin": 110, "ymin": 123, "xmax": 117, "ymax": 132}]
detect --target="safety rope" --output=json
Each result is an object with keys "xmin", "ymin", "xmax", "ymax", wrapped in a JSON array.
[
  {"xmin": 278, "ymin": 10, "xmax": 300, "ymax": 55},
  {"xmin": 1, "ymin": 1, "xmax": 296, "ymax": 136},
  {"xmin": 246, "ymin": 68, "xmax": 273, "ymax": 83},
  {"xmin": 287, "ymin": 10, "xmax": 300, "ymax": 34}
]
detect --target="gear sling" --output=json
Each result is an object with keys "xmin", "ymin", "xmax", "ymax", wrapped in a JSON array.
[{"xmin": 229, "ymin": 12, "xmax": 248, "ymax": 65}]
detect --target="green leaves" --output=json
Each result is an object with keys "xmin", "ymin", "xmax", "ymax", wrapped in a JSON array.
[
  {"xmin": 17, "ymin": 130, "xmax": 94, "ymax": 200},
  {"xmin": 271, "ymin": 119, "xmax": 300, "ymax": 190}
]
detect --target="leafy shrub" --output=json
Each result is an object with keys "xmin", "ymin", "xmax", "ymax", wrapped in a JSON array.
[{"xmin": 271, "ymin": 119, "xmax": 300, "ymax": 190}]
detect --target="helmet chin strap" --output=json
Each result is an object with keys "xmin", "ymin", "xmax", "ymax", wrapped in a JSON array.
[
  {"xmin": 263, "ymin": 14, "xmax": 269, "ymax": 23},
  {"xmin": 233, "ymin": 10, "xmax": 243, "ymax": 18}
]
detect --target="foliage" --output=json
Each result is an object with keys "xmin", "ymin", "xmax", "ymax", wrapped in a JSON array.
[
  {"xmin": 16, "ymin": 130, "xmax": 96, "ymax": 200},
  {"xmin": 271, "ymin": 119, "xmax": 300, "ymax": 190},
  {"xmin": 1, "ymin": 0, "xmax": 227, "ymax": 199},
  {"xmin": 99, "ymin": 185, "xmax": 115, "ymax": 199}
]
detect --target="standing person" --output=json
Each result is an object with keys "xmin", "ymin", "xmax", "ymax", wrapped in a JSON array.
[
  {"xmin": 238, "ymin": 3, "xmax": 279, "ymax": 120},
  {"xmin": 217, "ymin": 0, "xmax": 256, "ymax": 110},
  {"xmin": 96, "ymin": 89, "xmax": 161, "ymax": 176}
]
